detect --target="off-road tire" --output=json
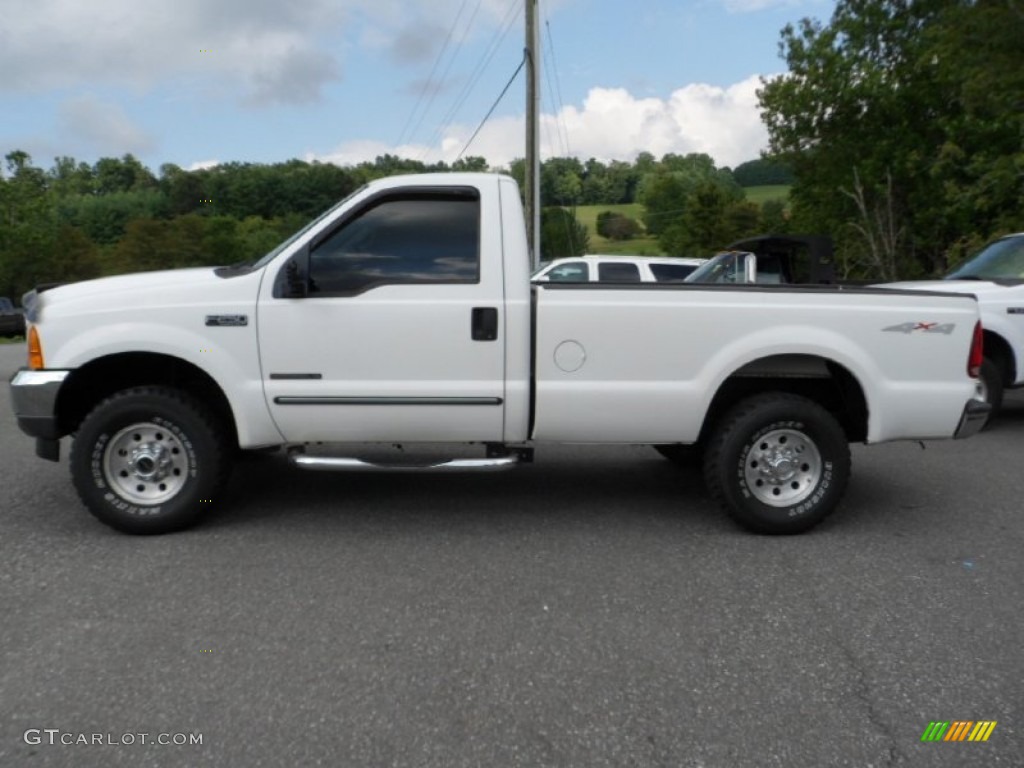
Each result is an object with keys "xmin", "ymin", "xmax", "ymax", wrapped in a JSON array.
[
  {"xmin": 70, "ymin": 387, "xmax": 229, "ymax": 534},
  {"xmin": 703, "ymin": 392, "xmax": 851, "ymax": 535},
  {"xmin": 978, "ymin": 357, "xmax": 1004, "ymax": 419}
]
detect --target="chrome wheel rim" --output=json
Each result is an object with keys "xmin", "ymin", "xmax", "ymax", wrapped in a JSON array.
[
  {"xmin": 103, "ymin": 422, "xmax": 188, "ymax": 505},
  {"xmin": 743, "ymin": 428, "xmax": 823, "ymax": 507}
]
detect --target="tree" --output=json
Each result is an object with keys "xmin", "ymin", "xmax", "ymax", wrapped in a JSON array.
[
  {"xmin": 541, "ymin": 157, "xmax": 584, "ymax": 206},
  {"xmin": 758, "ymin": 200, "xmax": 790, "ymax": 234},
  {"xmin": 639, "ymin": 172, "xmax": 687, "ymax": 236},
  {"xmin": 596, "ymin": 211, "xmax": 641, "ymax": 241},
  {"xmin": 0, "ymin": 152, "xmax": 57, "ymax": 298},
  {"xmin": 94, "ymin": 154, "xmax": 157, "ymax": 195},
  {"xmin": 758, "ymin": 0, "xmax": 1024, "ymax": 278},
  {"xmin": 732, "ymin": 158, "xmax": 794, "ymax": 187},
  {"xmin": 540, "ymin": 207, "xmax": 588, "ymax": 261}
]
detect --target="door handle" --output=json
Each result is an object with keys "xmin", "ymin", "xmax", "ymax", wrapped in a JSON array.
[{"xmin": 471, "ymin": 307, "xmax": 499, "ymax": 341}]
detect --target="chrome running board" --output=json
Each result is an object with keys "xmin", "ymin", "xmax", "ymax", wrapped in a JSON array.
[{"xmin": 289, "ymin": 452, "xmax": 526, "ymax": 473}]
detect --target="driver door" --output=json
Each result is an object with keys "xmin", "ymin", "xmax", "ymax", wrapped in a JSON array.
[{"xmin": 257, "ymin": 186, "xmax": 507, "ymax": 444}]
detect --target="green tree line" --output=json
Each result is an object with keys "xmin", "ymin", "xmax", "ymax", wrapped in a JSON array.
[{"xmin": 0, "ymin": 149, "xmax": 785, "ymax": 298}]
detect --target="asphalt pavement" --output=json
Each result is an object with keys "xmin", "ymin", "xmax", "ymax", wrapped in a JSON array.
[{"xmin": 0, "ymin": 342, "xmax": 1020, "ymax": 767}]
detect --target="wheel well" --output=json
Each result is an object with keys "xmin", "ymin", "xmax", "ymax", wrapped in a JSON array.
[
  {"xmin": 700, "ymin": 355, "xmax": 868, "ymax": 444},
  {"xmin": 983, "ymin": 330, "xmax": 1015, "ymax": 385},
  {"xmin": 56, "ymin": 353, "xmax": 238, "ymax": 448}
]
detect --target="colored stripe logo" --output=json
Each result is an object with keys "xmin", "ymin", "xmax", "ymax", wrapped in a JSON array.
[{"xmin": 921, "ymin": 721, "xmax": 997, "ymax": 742}]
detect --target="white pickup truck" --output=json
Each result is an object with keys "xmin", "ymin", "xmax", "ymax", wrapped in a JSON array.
[
  {"xmin": 9, "ymin": 173, "xmax": 988, "ymax": 536},
  {"xmin": 889, "ymin": 233, "xmax": 1024, "ymax": 415}
]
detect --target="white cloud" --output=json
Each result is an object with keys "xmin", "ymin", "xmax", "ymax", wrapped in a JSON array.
[
  {"xmin": 311, "ymin": 76, "xmax": 772, "ymax": 170},
  {"xmin": 187, "ymin": 159, "xmax": 220, "ymax": 171},
  {"xmin": 0, "ymin": 0, "xmax": 539, "ymax": 106},
  {"xmin": 57, "ymin": 95, "xmax": 156, "ymax": 156},
  {"xmin": 722, "ymin": 0, "xmax": 821, "ymax": 13},
  {"xmin": 0, "ymin": 0, "xmax": 359, "ymax": 105}
]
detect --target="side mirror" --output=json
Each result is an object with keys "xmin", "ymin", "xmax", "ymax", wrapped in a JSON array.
[
  {"xmin": 743, "ymin": 253, "xmax": 758, "ymax": 284},
  {"xmin": 284, "ymin": 260, "xmax": 308, "ymax": 298}
]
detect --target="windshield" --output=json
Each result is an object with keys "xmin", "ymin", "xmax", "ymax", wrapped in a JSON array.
[
  {"xmin": 685, "ymin": 251, "xmax": 742, "ymax": 283},
  {"xmin": 245, "ymin": 185, "xmax": 367, "ymax": 270},
  {"xmin": 946, "ymin": 235, "xmax": 1024, "ymax": 281}
]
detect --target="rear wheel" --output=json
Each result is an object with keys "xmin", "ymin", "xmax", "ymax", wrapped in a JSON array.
[
  {"xmin": 70, "ymin": 387, "xmax": 229, "ymax": 534},
  {"xmin": 703, "ymin": 393, "xmax": 850, "ymax": 534},
  {"xmin": 978, "ymin": 357, "xmax": 1004, "ymax": 418}
]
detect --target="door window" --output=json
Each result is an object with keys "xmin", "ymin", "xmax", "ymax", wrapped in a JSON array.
[{"xmin": 308, "ymin": 193, "xmax": 480, "ymax": 296}]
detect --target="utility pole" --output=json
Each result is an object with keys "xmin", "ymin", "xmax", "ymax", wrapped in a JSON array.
[{"xmin": 525, "ymin": 0, "xmax": 541, "ymax": 269}]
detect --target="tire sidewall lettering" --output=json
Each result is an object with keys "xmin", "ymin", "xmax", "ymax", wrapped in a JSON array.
[{"xmin": 90, "ymin": 414, "xmax": 195, "ymax": 518}]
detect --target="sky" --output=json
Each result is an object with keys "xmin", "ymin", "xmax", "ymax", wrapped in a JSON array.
[{"xmin": 0, "ymin": 0, "xmax": 836, "ymax": 175}]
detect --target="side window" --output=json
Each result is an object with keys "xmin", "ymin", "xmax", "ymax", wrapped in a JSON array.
[
  {"xmin": 755, "ymin": 254, "xmax": 784, "ymax": 284},
  {"xmin": 650, "ymin": 263, "xmax": 697, "ymax": 282},
  {"xmin": 308, "ymin": 193, "xmax": 479, "ymax": 295},
  {"xmin": 547, "ymin": 262, "xmax": 589, "ymax": 282},
  {"xmin": 597, "ymin": 262, "xmax": 641, "ymax": 282}
]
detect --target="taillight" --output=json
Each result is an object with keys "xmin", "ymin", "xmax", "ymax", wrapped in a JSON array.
[
  {"xmin": 967, "ymin": 321, "xmax": 983, "ymax": 378},
  {"xmin": 27, "ymin": 325, "xmax": 44, "ymax": 370}
]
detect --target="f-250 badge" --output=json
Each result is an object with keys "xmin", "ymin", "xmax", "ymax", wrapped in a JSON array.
[
  {"xmin": 883, "ymin": 322, "xmax": 955, "ymax": 335},
  {"xmin": 205, "ymin": 314, "xmax": 248, "ymax": 327}
]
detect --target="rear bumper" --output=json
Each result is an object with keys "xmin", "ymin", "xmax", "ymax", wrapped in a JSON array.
[
  {"xmin": 954, "ymin": 398, "xmax": 991, "ymax": 439},
  {"xmin": 9, "ymin": 369, "xmax": 69, "ymax": 439}
]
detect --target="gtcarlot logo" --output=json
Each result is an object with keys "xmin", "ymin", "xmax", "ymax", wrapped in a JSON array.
[{"xmin": 24, "ymin": 729, "xmax": 203, "ymax": 746}]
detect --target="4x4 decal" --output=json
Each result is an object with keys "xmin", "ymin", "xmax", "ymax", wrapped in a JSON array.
[{"xmin": 883, "ymin": 322, "xmax": 956, "ymax": 335}]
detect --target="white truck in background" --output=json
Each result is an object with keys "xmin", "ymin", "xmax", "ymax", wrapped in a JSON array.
[
  {"xmin": 889, "ymin": 233, "xmax": 1024, "ymax": 414},
  {"xmin": 9, "ymin": 173, "xmax": 988, "ymax": 536}
]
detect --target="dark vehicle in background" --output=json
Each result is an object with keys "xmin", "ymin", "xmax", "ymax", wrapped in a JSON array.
[
  {"xmin": 0, "ymin": 297, "xmax": 26, "ymax": 338},
  {"xmin": 685, "ymin": 235, "xmax": 836, "ymax": 286}
]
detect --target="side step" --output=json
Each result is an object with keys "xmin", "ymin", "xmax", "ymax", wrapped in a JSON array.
[{"xmin": 289, "ymin": 447, "xmax": 531, "ymax": 474}]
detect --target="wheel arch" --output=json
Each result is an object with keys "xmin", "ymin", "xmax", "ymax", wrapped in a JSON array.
[
  {"xmin": 56, "ymin": 352, "xmax": 239, "ymax": 449},
  {"xmin": 699, "ymin": 354, "xmax": 869, "ymax": 444},
  {"xmin": 982, "ymin": 329, "xmax": 1015, "ymax": 385}
]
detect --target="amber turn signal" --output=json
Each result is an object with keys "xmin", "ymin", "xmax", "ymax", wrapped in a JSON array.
[{"xmin": 28, "ymin": 326, "xmax": 44, "ymax": 370}]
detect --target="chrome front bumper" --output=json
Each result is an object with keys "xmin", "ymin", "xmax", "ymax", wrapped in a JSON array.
[{"xmin": 9, "ymin": 368, "xmax": 69, "ymax": 441}]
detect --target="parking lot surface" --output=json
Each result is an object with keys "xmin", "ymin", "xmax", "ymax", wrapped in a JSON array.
[{"xmin": 1, "ymin": 343, "xmax": 1021, "ymax": 767}]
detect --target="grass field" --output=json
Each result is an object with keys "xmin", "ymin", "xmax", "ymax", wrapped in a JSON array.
[
  {"xmin": 573, "ymin": 203, "xmax": 662, "ymax": 255},
  {"xmin": 0, "ymin": 336, "xmax": 25, "ymax": 345},
  {"xmin": 743, "ymin": 185, "xmax": 791, "ymax": 206},
  {"xmin": 573, "ymin": 185, "xmax": 791, "ymax": 256}
]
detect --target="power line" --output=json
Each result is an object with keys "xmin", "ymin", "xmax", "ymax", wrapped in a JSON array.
[
  {"xmin": 456, "ymin": 54, "xmax": 527, "ymax": 161},
  {"xmin": 541, "ymin": 18, "xmax": 579, "ymax": 255},
  {"xmin": 420, "ymin": 0, "xmax": 524, "ymax": 162},
  {"xmin": 396, "ymin": 0, "xmax": 471, "ymax": 147},
  {"xmin": 404, "ymin": 0, "xmax": 486, "ymax": 150},
  {"xmin": 544, "ymin": 19, "xmax": 572, "ymax": 158}
]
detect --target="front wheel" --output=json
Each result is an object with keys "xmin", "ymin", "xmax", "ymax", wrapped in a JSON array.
[
  {"xmin": 70, "ymin": 387, "xmax": 229, "ymax": 534},
  {"xmin": 703, "ymin": 393, "xmax": 851, "ymax": 535}
]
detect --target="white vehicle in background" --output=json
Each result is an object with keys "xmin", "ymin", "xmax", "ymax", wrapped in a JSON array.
[
  {"xmin": 533, "ymin": 255, "xmax": 706, "ymax": 283},
  {"xmin": 888, "ymin": 233, "xmax": 1024, "ymax": 414}
]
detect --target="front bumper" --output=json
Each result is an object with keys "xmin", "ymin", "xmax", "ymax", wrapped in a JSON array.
[
  {"xmin": 954, "ymin": 398, "xmax": 991, "ymax": 439},
  {"xmin": 9, "ymin": 368, "xmax": 69, "ymax": 440}
]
